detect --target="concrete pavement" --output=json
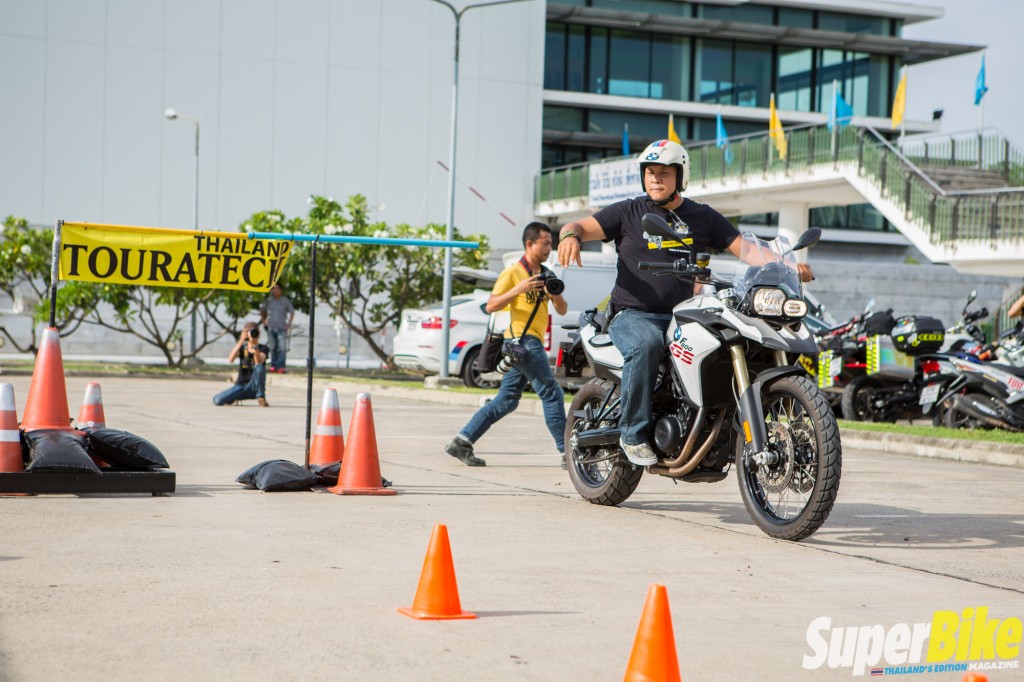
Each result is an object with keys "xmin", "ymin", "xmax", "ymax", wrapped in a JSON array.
[{"xmin": 1, "ymin": 374, "xmax": 1022, "ymax": 682}]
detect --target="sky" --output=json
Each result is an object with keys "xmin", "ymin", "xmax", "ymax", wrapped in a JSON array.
[{"xmin": 902, "ymin": 0, "xmax": 1024, "ymax": 149}]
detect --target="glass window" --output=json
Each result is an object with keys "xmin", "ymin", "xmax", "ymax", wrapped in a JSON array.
[
  {"xmin": 544, "ymin": 24, "xmax": 566, "ymax": 90},
  {"xmin": 816, "ymin": 49, "xmax": 844, "ymax": 111},
  {"xmin": 589, "ymin": 27, "xmax": 609, "ymax": 94},
  {"xmin": 847, "ymin": 51, "xmax": 870, "ymax": 116},
  {"xmin": 734, "ymin": 43, "xmax": 771, "ymax": 107},
  {"xmin": 543, "ymin": 106, "xmax": 584, "ymax": 131},
  {"xmin": 650, "ymin": 34, "xmax": 690, "ymax": 100},
  {"xmin": 693, "ymin": 117, "xmax": 762, "ymax": 141},
  {"xmin": 590, "ymin": 109, "xmax": 675, "ymax": 141},
  {"xmin": 778, "ymin": 8, "xmax": 813, "ymax": 29},
  {"xmin": 818, "ymin": 12, "xmax": 886, "ymax": 35},
  {"xmin": 566, "ymin": 25, "xmax": 586, "ymax": 92},
  {"xmin": 778, "ymin": 47, "xmax": 813, "ymax": 111},
  {"xmin": 592, "ymin": 0, "xmax": 691, "ymax": 16},
  {"xmin": 697, "ymin": 4, "xmax": 773, "ymax": 24},
  {"xmin": 697, "ymin": 39, "xmax": 733, "ymax": 104},
  {"xmin": 608, "ymin": 29, "xmax": 652, "ymax": 97},
  {"xmin": 867, "ymin": 55, "xmax": 891, "ymax": 118}
]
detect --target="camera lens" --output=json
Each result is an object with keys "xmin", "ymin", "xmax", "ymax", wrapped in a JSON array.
[{"xmin": 544, "ymin": 276, "xmax": 564, "ymax": 296}]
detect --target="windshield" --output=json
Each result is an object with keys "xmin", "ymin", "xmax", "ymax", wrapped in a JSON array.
[{"xmin": 732, "ymin": 232, "xmax": 802, "ymax": 299}]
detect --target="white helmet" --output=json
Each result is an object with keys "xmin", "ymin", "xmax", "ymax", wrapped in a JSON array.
[{"xmin": 637, "ymin": 140, "xmax": 690, "ymax": 197}]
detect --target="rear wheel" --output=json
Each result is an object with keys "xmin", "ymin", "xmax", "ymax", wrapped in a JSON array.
[
  {"xmin": 565, "ymin": 379, "xmax": 643, "ymax": 506},
  {"xmin": 461, "ymin": 347, "xmax": 499, "ymax": 389},
  {"xmin": 841, "ymin": 374, "xmax": 892, "ymax": 423},
  {"xmin": 944, "ymin": 392, "xmax": 997, "ymax": 430},
  {"xmin": 737, "ymin": 375, "xmax": 841, "ymax": 541}
]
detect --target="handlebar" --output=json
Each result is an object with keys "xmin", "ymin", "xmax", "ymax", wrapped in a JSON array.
[{"xmin": 638, "ymin": 261, "xmax": 712, "ymax": 278}]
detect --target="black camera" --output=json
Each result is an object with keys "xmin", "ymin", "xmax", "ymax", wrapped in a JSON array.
[
  {"xmin": 537, "ymin": 269, "xmax": 564, "ymax": 296},
  {"xmin": 496, "ymin": 339, "xmax": 528, "ymax": 374}
]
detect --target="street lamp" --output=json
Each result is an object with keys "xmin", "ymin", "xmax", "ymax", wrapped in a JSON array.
[
  {"xmin": 163, "ymin": 107, "xmax": 200, "ymax": 357},
  {"xmin": 429, "ymin": 0, "xmax": 534, "ymax": 379}
]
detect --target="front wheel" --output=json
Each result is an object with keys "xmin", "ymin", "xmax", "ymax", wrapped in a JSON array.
[
  {"xmin": 737, "ymin": 375, "xmax": 842, "ymax": 541},
  {"xmin": 841, "ymin": 374, "xmax": 892, "ymax": 423},
  {"xmin": 565, "ymin": 379, "xmax": 643, "ymax": 506}
]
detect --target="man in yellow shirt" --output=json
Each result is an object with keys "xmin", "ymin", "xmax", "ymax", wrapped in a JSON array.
[{"xmin": 446, "ymin": 223, "xmax": 568, "ymax": 467}]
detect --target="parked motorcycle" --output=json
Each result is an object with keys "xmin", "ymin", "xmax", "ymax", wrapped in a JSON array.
[
  {"xmin": 560, "ymin": 216, "xmax": 841, "ymax": 541},
  {"xmin": 942, "ymin": 289, "xmax": 989, "ymax": 355},
  {"xmin": 934, "ymin": 322, "xmax": 1024, "ymax": 432},
  {"xmin": 812, "ymin": 300, "xmax": 895, "ymax": 416}
]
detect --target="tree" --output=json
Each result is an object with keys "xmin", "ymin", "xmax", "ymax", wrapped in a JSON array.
[
  {"xmin": 0, "ymin": 216, "xmax": 92, "ymax": 353},
  {"xmin": 255, "ymin": 195, "xmax": 490, "ymax": 367}
]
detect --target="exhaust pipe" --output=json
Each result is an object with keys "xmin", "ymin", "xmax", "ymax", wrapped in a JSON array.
[
  {"xmin": 575, "ymin": 426, "xmax": 620, "ymax": 447},
  {"xmin": 949, "ymin": 394, "xmax": 1020, "ymax": 431}
]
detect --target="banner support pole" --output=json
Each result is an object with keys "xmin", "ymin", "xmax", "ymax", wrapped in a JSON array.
[
  {"xmin": 303, "ymin": 238, "xmax": 319, "ymax": 470},
  {"xmin": 49, "ymin": 220, "xmax": 62, "ymax": 328}
]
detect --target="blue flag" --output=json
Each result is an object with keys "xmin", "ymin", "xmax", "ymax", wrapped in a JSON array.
[
  {"xmin": 975, "ymin": 54, "xmax": 989, "ymax": 105},
  {"xmin": 622, "ymin": 123, "xmax": 630, "ymax": 156},
  {"xmin": 716, "ymin": 112, "xmax": 733, "ymax": 165},
  {"xmin": 828, "ymin": 90, "xmax": 854, "ymax": 130}
]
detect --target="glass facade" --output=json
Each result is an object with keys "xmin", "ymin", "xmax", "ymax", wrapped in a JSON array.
[
  {"xmin": 545, "ymin": 22, "xmax": 899, "ymax": 117},
  {"xmin": 542, "ymin": 2, "xmax": 912, "ymax": 233}
]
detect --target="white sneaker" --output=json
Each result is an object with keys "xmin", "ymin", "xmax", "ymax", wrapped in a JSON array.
[{"xmin": 619, "ymin": 439, "xmax": 657, "ymax": 466}]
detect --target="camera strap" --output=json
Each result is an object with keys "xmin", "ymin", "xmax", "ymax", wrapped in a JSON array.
[{"xmin": 511, "ymin": 258, "xmax": 546, "ymax": 343}]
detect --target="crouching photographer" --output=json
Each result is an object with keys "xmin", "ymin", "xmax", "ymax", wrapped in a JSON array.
[
  {"xmin": 445, "ymin": 222, "xmax": 568, "ymax": 467},
  {"xmin": 212, "ymin": 321, "xmax": 270, "ymax": 407}
]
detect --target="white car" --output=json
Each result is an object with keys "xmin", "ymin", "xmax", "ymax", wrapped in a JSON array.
[{"xmin": 392, "ymin": 268, "xmax": 505, "ymax": 388}]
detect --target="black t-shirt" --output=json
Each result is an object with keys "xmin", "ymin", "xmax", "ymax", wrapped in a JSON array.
[
  {"xmin": 236, "ymin": 343, "xmax": 269, "ymax": 385},
  {"xmin": 594, "ymin": 196, "xmax": 740, "ymax": 314}
]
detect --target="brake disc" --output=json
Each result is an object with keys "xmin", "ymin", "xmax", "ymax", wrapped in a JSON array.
[{"xmin": 759, "ymin": 422, "xmax": 796, "ymax": 494}]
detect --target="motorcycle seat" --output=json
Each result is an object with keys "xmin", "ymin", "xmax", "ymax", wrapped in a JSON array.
[{"xmin": 990, "ymin": 363, "xmax": 1024, "ymax": 378}]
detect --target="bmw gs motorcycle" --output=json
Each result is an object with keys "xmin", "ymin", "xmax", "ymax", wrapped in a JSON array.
[{"xmin": 559, "ymin": 215, "xmax": 841, "ymax": 541}]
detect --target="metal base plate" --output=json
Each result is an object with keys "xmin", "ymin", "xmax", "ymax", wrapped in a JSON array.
[{"xmin": 0, "ymin": 470, "xmax": 176, "ymax": 495}]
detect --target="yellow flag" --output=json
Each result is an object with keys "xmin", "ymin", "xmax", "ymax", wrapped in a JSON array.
[
  {"xmin": 769, "ymin": 93, "xmax": 787, "ymax": 161},
  {"xmin": 891, "ymin": 69, "xmax": 907, "ymax": 128},
  {"xmin": 668, "ymin": 114, "xmax": 681, "ymax": 144}
]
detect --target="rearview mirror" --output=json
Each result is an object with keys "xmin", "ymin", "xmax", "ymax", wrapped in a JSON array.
[
  {"xmin": 641, "ymin": 213, "xmax": 679, "ymax": 243},
  {"xmin": 793, "ymin": 227, "xmax": 822, "ymax": 251}
]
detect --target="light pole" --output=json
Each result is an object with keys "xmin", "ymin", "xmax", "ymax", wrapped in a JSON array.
[
  {"xmin": 163, "ymin": 107, "xmax": 200, "ymax": 357},
  {"xmin": 430, "ymin": 0, "xmax": 534, "ymax": 379}
]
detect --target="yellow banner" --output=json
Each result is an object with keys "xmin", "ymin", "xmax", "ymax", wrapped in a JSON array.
[{"xmin": 59, "ymin": 222, "xmax": 292, "ymax": 292}]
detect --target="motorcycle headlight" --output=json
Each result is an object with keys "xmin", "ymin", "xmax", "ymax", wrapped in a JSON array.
[
  {"xmin": 783, "ymin": 299, "xmax": 808, "ymax": 317},
  {"xmin": 752, "ymin": 288, "xmax": 786, "ymax": 316}
]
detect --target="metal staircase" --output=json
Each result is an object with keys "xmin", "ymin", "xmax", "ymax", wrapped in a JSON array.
[{"xmin": 535, "ymin": 125, "xmax": 1024, "ymax": 276}]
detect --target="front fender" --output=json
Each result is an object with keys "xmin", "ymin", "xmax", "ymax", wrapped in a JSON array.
[{"xmin": 738, "ymin": 365, "xmax": 811, "ymax": 454}]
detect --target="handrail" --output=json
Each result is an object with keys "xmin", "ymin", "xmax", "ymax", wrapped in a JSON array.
[{"xmin": 535, "ymin": 121, "xmax": 1024, "ymax": 248}]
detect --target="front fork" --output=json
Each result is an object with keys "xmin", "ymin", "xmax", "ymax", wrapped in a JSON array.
[{"xmin": 731, "ymin": 347, "xmax": 791, "ymax": 466}]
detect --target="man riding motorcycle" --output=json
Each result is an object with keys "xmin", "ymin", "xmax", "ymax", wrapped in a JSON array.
[{"xmin": 557, "ymin": 139, "xmax": 814, "ymax": 466}]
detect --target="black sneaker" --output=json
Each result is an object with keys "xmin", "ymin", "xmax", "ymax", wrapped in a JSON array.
[{"xmin": 445, "ymin": 438, "xmax": 486, "ymax": 466}]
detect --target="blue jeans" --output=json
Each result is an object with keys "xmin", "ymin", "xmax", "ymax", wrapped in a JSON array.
[
  {"xmin": 459, "ymin": 335, "xmax": 566, "ymax": 452},
  {"xmin": 213, "ymin": 364, "xmax": 267, "ymax": 405},
  {"xmin": 608, "ymin": 309, "xmax": 671, "ymax": 445},
  {"xmin": 267, "ymin": 328, "xmax": 288, "ymax": 369}
]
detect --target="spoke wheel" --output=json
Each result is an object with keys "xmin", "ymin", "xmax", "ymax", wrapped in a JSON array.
[
  {"xmin": 565, "ymin": 379, "xmax": 643, "ymax": 506},
  {"xmin": 737, "ymin": 375, "xmax": 842, "ymax": 541}
]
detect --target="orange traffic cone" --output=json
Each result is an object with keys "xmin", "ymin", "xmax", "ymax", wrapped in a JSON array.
[
  {"xmin": 0, "ymin": 383, "xmax": 30, "ymax": 496},
  {"xmin": 309, "ymin": 388, "xmax": 344, "ymax": 467},
  {"xmin": 20, "ymin": 327, "xmax": 71, "ymax": 432},
  {"xmin": 398, "ymin": 524, "xmax": 476, "ymax": 620},
  {"xmin": 327, "ymin": 392, "xmax": 395, "ymax": 495},
  {"xmin": 76, "ymin": 382, "xmax": 106, "ymax": 429},
  {"xmin": 624, "ymin": 584, "xmax": 681, "ymax": 682}
]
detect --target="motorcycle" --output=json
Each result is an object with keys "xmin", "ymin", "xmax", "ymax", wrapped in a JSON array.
[
  {"xmin": 934, "ymin": 323, "xmax": 1024, "ymax": 431},
  {"xmin": 942, "ymin": 289, "xmax": 989, "ymax": 355},
  {"xmin": 812, "ymin": 300, "xmax": 895, "ymax": 416},
  {"xmin": 559, "ymin": 216, "xmax": 841, "ymax": 541}
]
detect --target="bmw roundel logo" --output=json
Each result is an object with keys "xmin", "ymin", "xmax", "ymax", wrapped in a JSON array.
[
  {"xmin": 645, "ymin": 152, "xmax": 661, "ymax": 161},
  {"xmin": 673, "ymin": 327, "xmax": 682, "ymax": 340}
]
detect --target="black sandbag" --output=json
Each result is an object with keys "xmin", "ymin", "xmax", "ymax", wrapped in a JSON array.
[
  {"xmin": 236, "ymin": 459, "xmax": 320, "ymax": 492},
  {"xmin": 24, "ymin": 429, "xmax": 100, "ymax": 474},
  {"xmin": 309, "ymin": 461, "xmax": 392, "ymax": 488},
  {"xmin": 85, "ymin": 428, "xmax": 169, "ymax": 469}
]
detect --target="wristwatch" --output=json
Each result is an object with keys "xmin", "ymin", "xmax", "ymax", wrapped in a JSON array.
[{"xmin": 560, "ymin": 230, "xmax": 581, "ymax": 243}]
